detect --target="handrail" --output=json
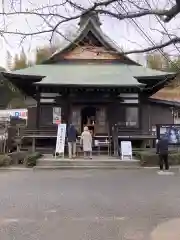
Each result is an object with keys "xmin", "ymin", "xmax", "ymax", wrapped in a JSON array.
[{"xmin": 20, "ymin": 129, "xmax": 57, "ymax": 136}]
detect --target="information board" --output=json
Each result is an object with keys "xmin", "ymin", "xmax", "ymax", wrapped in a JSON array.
[
  {"xmin": 156, "ymin": 124, "xmax": 180, "ymax": 145},
  {"xmin": 121, "ymin": 141, "xmax": 132, "ymax": 160}
]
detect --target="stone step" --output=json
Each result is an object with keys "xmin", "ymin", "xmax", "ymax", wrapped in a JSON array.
[
  {"xmin": 36, "ymin": 158, "xmax": 140, "ymax": 169},
  {"xmin": 34, "ymin": 165, "xmax": 141, "ymax": 170}
]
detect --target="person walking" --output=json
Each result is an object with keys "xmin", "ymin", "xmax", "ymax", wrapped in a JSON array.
[
  {"xmin": 67, "ymin": 123, "xmax": 78, "ymax": 159},
  {"xmin": 156, "ymin": 137, "xmax": 169, "ymax": 171},
  {"xmin": 80, "ymin": 126, "xmax": 92, "ymax": 159}
]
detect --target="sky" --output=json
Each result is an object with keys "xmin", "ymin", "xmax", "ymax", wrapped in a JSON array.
[{"xmin": 0, "ymin": 0, "xmax": 179, "ymax": 69}]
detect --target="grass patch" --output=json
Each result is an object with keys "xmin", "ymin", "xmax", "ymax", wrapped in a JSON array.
[{"xmin": 134, "ymin": 149, "xmax": 180, "ymax": 166}]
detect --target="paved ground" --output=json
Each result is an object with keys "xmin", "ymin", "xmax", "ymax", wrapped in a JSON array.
[{"xmin": 0, "ymin": 169, "xmax": 179, "ymax": 239}]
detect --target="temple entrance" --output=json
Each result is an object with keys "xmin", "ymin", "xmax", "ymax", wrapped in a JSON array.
[{"xmin": 81, "ymin": 106, "xmax": 96, "ymax": 135}]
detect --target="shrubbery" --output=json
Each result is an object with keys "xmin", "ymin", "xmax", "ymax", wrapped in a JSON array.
[
  {"xmin": 24, "ymin": 152, "xmax": 42, "ymax": 167},
  {"xmin": 0, "ymin": 151, "xmax": 43, "ymax": 168},
  {"xmin": 8, "ymin": 151, "xmax": 27, "ymax": 164},
  {"xmin": 134, "ymin": 149, "xmax": 180, "ymax": 166},
  {"xmin": 0, "ymin": 155, "xmax": 12, "ymax": 167}
]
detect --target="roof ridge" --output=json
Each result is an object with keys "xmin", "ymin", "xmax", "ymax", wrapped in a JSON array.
[
  {"xmin": 48, "ymin": 20, "xmax": 89, "ymax": 59},
  {"xmin": 43, "ymin": 16, "xmax": 137, "ymax": 64}
]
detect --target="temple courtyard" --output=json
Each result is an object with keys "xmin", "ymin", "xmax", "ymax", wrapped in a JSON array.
[{"xmin": 0, "ymin": 169, "xmax": 179, "ymax": 239}]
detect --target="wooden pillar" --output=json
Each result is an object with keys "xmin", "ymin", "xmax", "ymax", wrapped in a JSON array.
[
  {"xmin": 139, "ymin": 94, "xmax": 143, "ymax": 133},
  {"xmin": 66, "ymin": 100, "xmax": 71, "ymax": 124},
  {"xmin": 36, "ymin": 87, "xmax": 40, "ymax": 129},
  {"xmin": 63, "ymin": 93, "xmax": 71, "ymax": 124}
]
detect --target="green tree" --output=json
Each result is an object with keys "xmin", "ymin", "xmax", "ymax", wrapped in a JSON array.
[
  {"xmin": 5, "ymin": 44, "xmax": 60, "ymax": 108},
  {"xmin": 167, "ymin": 57, "xmax": 180, "ymax": 72},
  {"xmin": 146, "ymin": 52, "xmax": 180, "ymax": 73},
  {"xmin": 0, "ymin": 68, "xmax": 25, "ymax": 109},
  {"xmin": 146, "ymin": 53, "xmax": 170, "ymax": 71},
  {"xmin": 35, "ymin": 44, "xmax": 59, "ymax": 64},
  {"xmin": 146, "ymin": 52, "xmax": 180, "ymax": 88},
  {"xmin": 35, "ymin": 31, "xmax": 75, "ymax": 64},
  {"xmin": 10, "ymin": 43, "xmax": 60, "ymax": 69},
  {"xmin": 4, "ymin": 49, "xmax": 28, "ymax": 108},
  {"xmin": 6, "ymin": 51, "xmax": 13, "ymax": 70},
  {"xmin": 12, "ymin": 48, "xmax": 28, "ymax": 70}
]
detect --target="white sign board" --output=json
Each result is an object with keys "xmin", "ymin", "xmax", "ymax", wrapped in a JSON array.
[
  {"xmin": 94, "ymin": 140, "xmax": 99, "ymax": 146},
  {"xmin": 53, "ymin": 107, "xmax": 61, "ymax": 124},
  {"xmin": 121, "ymin": 141, "xmax": 132, "ymax": 160},
  {"xmin": 0, "ymin": 109, "xmax": 27, "ymax": 120},
  {"xmin": 55, "ymin": 124, "xmax": 66, "ymax": 156}
]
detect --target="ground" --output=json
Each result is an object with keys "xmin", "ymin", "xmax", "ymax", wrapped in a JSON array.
[{"xmin": 0, "ymin": 169, "xmax": 179, "ymax": 239}]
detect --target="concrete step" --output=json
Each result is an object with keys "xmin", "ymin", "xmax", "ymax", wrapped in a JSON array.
[
  {"xmin": 34, "ymin": 165, "xmax": 141, "ymax": 170},
  {"xmin": 36, "ymin": 158, "xmax": 140, "ymax": 169}
]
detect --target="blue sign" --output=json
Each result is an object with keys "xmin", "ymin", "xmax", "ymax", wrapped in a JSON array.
[{"xmin": 15, "ymin": 112, "xmax": 20, "ymax": 118}]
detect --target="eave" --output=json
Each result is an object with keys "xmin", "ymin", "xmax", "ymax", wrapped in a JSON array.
[
  {"xmin": 1, "ymin": 71, "xmax": 43, "ymax": 98},
  {"xmin": 149, "ymin": 98, "xmax": 180, "ymax": 108},
  {"xmin": 35, "ymin": 82, "xmax": 144, "ymax": 88},
  {"xmin": 1, "ymin": 64, "xmax": 176, "ymax": 97},
  {"xmin": 137, "ymin": 73, "xmax": 177, "ymax": 96}
]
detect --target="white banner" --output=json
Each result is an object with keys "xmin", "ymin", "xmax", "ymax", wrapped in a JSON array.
[
  {"xmin": 53, "ymin": 107, "xmax": 61, "ymax": 124},
  {"xmin": 55, "ymin": 124, "xmax": 66, "ymax": 155},
  {"xmin": 121, "ymin": 141, "xmax": 132, "ymax": 160},
  {"xmin": 0, "ymin": 109, "xmax": 27, "ymax": 120}
]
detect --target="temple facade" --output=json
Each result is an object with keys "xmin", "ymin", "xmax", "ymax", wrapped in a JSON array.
[{"xmin": 2, "ymin": 12, "xmax": 176, "ymax": 148}]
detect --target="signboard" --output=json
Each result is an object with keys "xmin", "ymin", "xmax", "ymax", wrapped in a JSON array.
[
  {"xmin": 151, "ymin": 125, "xmax": 157, "ymax": 136},
  {"xmin": 55, "ymin": 123, "xmax": 66, "ymax": 156},
  {"xmin": 53, "ymin": 107, "xmax": 61, "ymax": 124},
  {"xmin": 156, "ymin": 124, "xmax": 180, "ymax": 145},
  {"xmin": 0, "ymin": 109, "xmax": 27, "ymax": 121},
  {"xmin": 121, "ymin": 141, "xmax": 132, "ymax": 160}
]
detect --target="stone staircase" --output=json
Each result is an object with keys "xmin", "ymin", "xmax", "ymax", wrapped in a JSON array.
[{"xmin": 35, "ymin": 155, "xmax": 140, "ymax": 170}]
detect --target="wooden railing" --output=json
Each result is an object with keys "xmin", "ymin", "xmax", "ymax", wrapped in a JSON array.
[
  {"xmin": 20, "ymin": 128, "xmax": 57, "ymax": 137},
  {"xmin": 20, "ymin": 128, "xmax": 155, "ymax": 138}
]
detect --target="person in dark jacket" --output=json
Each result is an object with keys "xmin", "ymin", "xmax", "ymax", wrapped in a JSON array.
[
  {"xmin": 67, "ymin": 123, "xmax": 78, "ymax": 159},
  {"xmin": 156, "ymin": 137, "xmax": 169, "ymax": 171}
]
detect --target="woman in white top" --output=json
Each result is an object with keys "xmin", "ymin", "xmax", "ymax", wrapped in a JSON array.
[{"xmin": 80, "ymin": 126, "xmax": 92, "ymax": 159}]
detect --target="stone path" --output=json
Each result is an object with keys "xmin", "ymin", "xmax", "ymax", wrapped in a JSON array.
[
  {"xmin": 151, "ymin": 218, "xmax": 180, "ymax": 240},
  {"xmin": 0, "ymin": 169, "xmax": 179, "ymax": 239}
]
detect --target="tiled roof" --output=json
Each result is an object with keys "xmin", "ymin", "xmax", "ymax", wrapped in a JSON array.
[
  {"xmin": 5, "ymin": 63, "xmax": 141, "ymax": 86},
  {"xmin": 152, "ymin": 87, "xmax": 180, "ymax": 102},
  {"xmin": 4, "ymin": 63, "xmax": 175, "ymax": 86}
]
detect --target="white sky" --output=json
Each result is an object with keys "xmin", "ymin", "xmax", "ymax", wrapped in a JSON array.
[{"xmin": 0, "ymin": 0, "xmax": 179, "ymax": 69}]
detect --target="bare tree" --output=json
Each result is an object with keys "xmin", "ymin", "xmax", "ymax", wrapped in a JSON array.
[{"xmin": 0, "ymin": 0, "xmax": 180, "ymax": 54}]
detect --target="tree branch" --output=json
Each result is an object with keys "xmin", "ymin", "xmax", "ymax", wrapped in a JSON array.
[
  {"xmin": 163, "ymin": 0, "xmax": 180, "ymax": 22},
  {"xmin": 67, "ymin": 0, "xmax": 180, "ymax": 22},
  {"xmin": 0, "ymin": 7, "xmax": 174, "ymax": 23},
  {"xmin": 124, "ymin": 37, "xmax": 180, "ymax": 55},
  {"xmin": 0, "ymin": 10, "xmax": 66, "ymax": 18},
  {"xmin": 95, "ymin": 8, "xmax": 170, "ymax": 20},
  {"xmin": 0, "ymin": 0, "xmax": 180, "ymax": 55},
  {"xmin": 150, "ymin": 28, "xmax": 178, "ymax": 38},
  {"xmin": 1, "ymin": 0, "xmax": 179, "ymax": 23},
  {"xmin": 0, "ymin": 29, "xmax": 53, "ymax": 36}
]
